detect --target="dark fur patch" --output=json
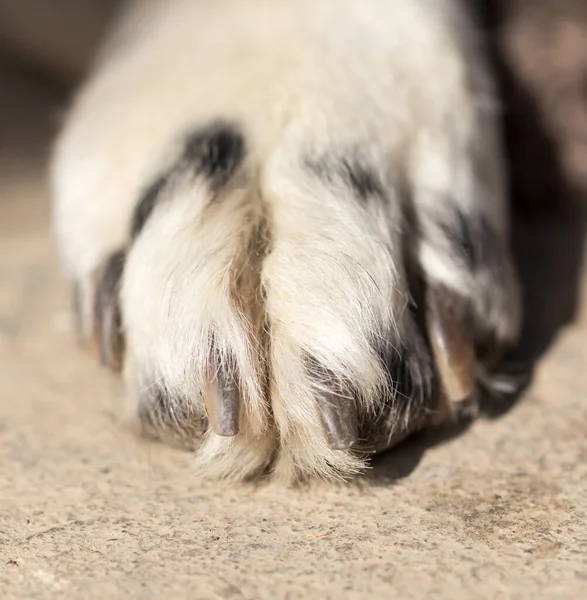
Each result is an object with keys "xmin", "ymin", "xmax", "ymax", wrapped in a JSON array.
[
  {"xmin": 441, "ymin": 211, "xmax": 516, "ymax": 323},
  {"xmin": 137, "ymin": 382, "xmax": 207, "ymax": 450},
  {"xmin": 341, "ymin": 159, "xmax": 385, "ymax": 200},
  {"xmin": 304, "ymin": 356, "xmax": 359, "ymax": 450},
  {"xmin": 182, "ymin": 121, "xmax": 245, "ymax": 189},
  {"xmin": 419, "ymin": 207, "xmax": 520, "ymax": 374},
  {"xmin": 362, "ymin": 324, "xmax": 438, "ymax": 452},
  {"xmin": 203, "ymin": 339, "xmax": 241, "ymax": 437},
  {"xmin": 94, "ymin": 250, "xmax": 126, "ymax": 370},
  {"xmin": 130, "ymin": 121, "xmax": 245, "ymax": 238},
  {"xmin": 306, "ymin": 155, "xmax": 385, "ymax": 202},
  {"xmin": 447, "ymin": 211, "xmax": 502, "ymax": 272},
  {"xmin": 377, "ymin": 319, "xmax": 436, "ymax": 410},
  {"xmin": 131, "ymin": 175, "xmax": 169, "ymax": 239}
]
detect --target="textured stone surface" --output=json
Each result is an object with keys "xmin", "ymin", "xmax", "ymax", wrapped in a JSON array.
[{"xmin": 1, "ymin": 15, "xmax": 587, "ymax": 599}]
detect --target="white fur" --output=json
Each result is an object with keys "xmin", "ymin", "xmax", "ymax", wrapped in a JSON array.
[{"xmin": 51, "ymin": 0, "xmax": 516, "ymax": 481}]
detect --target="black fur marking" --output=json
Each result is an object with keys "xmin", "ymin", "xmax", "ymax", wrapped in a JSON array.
[
  {"xmin": 444, "ymin": 211, "xmax": 504, "ymax": 274},
  {"xmin": 96, "ymin": 250, "xmax": 125, "ymax": 305},
  {"xmin": 137, "ymin": 382, "xmax": 207, "ymax": 450},
  {"xmin": 303, "ymin": 327, "xmax": 436, "ymax": 453},
  {"xmin": 429, "ymin": 209, "xmax": 519, "ymax": 363},
  {"xmin": 304, "ymin": 355, "xmax": 359, "ymax": 449},
  {"xmin": 341, "ymin": 159, "xmax": 385, "ymax": 201},
  {"xmin": 306, "ymin": 155, "xmax": 385, "ymax": 202},
  {"xmin": 131, "ymin": 174, "xmax": 169, "ymax": 239},
  {"xmin": 449, "ymin": 210, "xmax": 476, "ymax": 266},
  {"xmin": 360, "ymin": 322, "xmax": 438, "ymax": 452},
  {"xmin": 94, "ymin": 250, "xmax": 126, "ymax": 369},
  {"xmin": 130, "ymin": 121, "xmax": 245, "ymax": 239},
  {"xmin": 377, "ymin": 323, "xmax": 435, "ymax": 410}
]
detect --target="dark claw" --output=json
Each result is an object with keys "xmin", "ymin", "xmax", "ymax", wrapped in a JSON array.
[
  {"xmin": 315, "ymin": 390, "xmax": 358, "ymax": 450},
  {"xmin": 204, "ymin": 367, "xmax": 240, "ymax": 437},
  {"xmin": 425, "ymin": 286, "xmax": 476, "ymax": 405}
]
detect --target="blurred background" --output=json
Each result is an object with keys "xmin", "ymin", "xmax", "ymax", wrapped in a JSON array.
[{"xmin": 0, "ymin": 0, "xmax": 119, "ymax": 81}]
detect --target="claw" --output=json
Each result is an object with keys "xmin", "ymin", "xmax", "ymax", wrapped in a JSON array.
[
  {"xmin": 204, "ymin": 366, "xmax": 240, "ymax": 436},
  {"xmin": 315, "ymin": 390, "xmax": 358, "ymax": 450},
  {"xmin": 425, "ymin": 286, "xmax": 476, "ymax": 405},
  {"xmin": 97, "ymin": 300, "xmax": 124, "ymax": 370},
  {"xmin": 93, "ymin": 251, "xmax": 125, "ymax": 371}
]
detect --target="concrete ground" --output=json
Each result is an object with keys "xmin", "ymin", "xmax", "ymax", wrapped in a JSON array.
[{"xmin": 1, "ymin": 60, "xmax": 587, "ymax": 599}]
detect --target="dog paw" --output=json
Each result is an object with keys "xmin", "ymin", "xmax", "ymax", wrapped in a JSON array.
[{"xmin": 51, "ymin": 0, "xmax": 521, "ymax": 481}]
